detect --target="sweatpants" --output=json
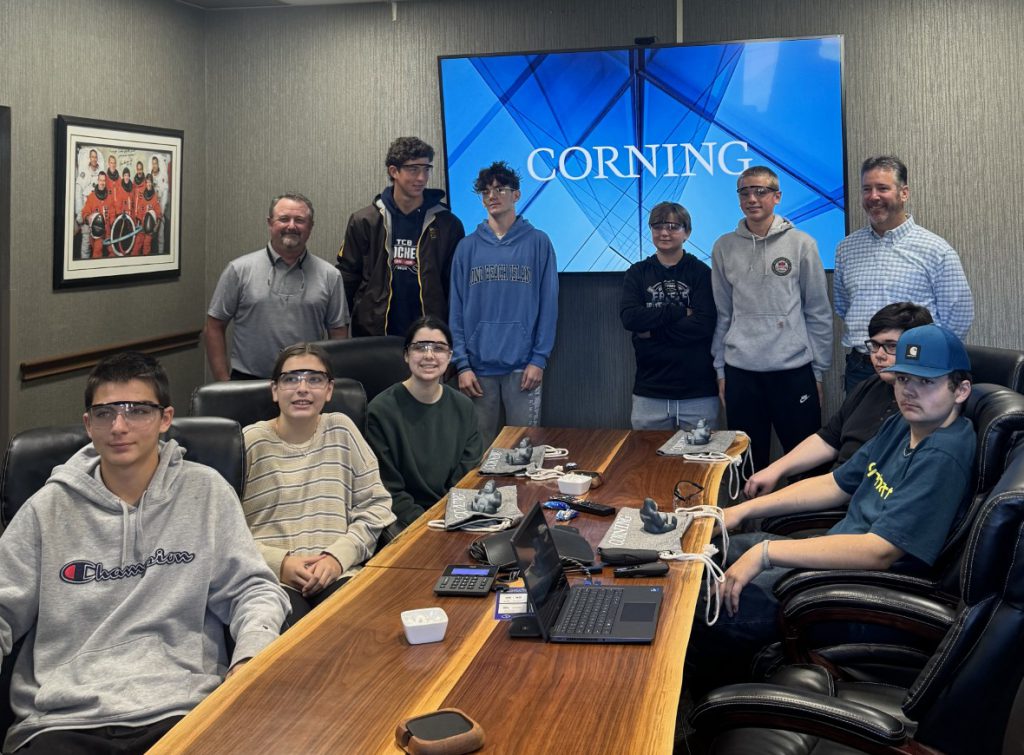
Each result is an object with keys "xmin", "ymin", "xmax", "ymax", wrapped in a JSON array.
[{"xmin": 724, "ymin": 362, "xmax": 821, "ymax": 471}]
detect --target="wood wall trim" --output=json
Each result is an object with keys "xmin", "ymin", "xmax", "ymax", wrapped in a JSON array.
[{"xmin": 20, "ymin": 330, "xmax": 201, "ymax": 382}]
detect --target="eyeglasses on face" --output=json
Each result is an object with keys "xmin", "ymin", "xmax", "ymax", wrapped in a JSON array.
[
  {"xmin": 408, "ymin": 341, "xmax": 451, "ymax": 355},
  {"xmin": 277, "ymin": 370, "xmax": 331, "ymax": 389},
  {"xmin": 864, "ymin": 339, "xmax": 899, "ymax": 355},
  {"xmin": 87, "ymin": 401, "xmax": 165, "ymax": 427},
  {"xmin": 399, "ymin": 163, "xmax": 433, "ymax": 176},
  {"xmin": 650, "ymin": 222, "xmax": 685, "ymax": 233},
  {"xmin": 673, "ymin": 479, "xmax": 705, "ymax": 507},
  {"xmin": 736, "ymin": 186, "xmax": 778, "ymax": 199},
  {"xmin": 477, "ymin": 186, "xmax": 513, "ymax": 199}
]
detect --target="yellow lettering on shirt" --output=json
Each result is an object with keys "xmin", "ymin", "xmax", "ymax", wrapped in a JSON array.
[{"xmin": 865, "ymin": 461, "xmax": 894, "ymax": 499}]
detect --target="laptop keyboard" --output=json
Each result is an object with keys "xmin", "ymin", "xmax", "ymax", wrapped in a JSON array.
[{"xmin": 554, "ymin": 587, "xmax": 623, "ymax": 636}]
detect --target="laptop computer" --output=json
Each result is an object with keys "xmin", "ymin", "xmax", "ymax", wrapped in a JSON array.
[{"xmin": 509, "ymin": 502, "xmax": 664, "ymax": 644}]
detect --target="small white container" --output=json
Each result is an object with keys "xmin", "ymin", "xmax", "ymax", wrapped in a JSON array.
[
  {"xmin": 401, "ymin": 607, "xmax": 449, "ymax": 645},
  {"xmin": 558, "ymin": 473, "xmax": 593, "ymax": 496}
]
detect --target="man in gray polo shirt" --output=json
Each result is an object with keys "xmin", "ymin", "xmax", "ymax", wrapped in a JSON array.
[{"xmin": 205, "ymin": 193, "xmax": 350, "ymax": 380}]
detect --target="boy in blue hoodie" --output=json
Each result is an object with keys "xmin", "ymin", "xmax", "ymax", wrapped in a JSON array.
[
  {"xmin": 449, "ymin": 161, "xmax": 559, "ymax": 444},
  {"xmin": 0, "ymin": 353, "xmax": 288, "ymax": 753}
]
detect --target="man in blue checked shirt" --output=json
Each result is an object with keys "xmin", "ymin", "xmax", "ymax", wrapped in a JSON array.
[{"xmin": 834, "ymin": 156, "xmax": 973, "ymax": 393}]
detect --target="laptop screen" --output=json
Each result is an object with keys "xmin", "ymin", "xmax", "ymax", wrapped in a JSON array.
[{"xmin": 511, "ymin": 503, "xmax": 570, "ymax": 638}]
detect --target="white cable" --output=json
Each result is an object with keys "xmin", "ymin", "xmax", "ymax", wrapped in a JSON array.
[
  {"xmin": 524, "ymin": 463, "xmax": 564, "ymax": 481},
  {"xmin": 660, "ymin": 543, "xmax": 725, "ymax": 625},
  {"xmin": 681, "ymin": 440, "xmax": 753, "ymax": 501},
  {"xmin": 670, "ymin": 505, "xmax": 729, "ymax": 567},
  {"xmin": 426, "ymin": 517, "xmax": 515, "ymax": 533},
  {"xmin": 655, "ymin": 505, "xmax": 729, "ymax": 625},
  {"xmin": 542, "ymin": 445, "xmax": 569, "ymax": 459}
]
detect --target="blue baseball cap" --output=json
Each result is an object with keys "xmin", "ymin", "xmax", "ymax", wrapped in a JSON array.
[{"xmin": 882, "ymin": 324, "xmax": 971, "ymax": 378}]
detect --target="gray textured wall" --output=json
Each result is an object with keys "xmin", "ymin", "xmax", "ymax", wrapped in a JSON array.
[
  {"xmin": 0, "ymin": 0, "xmax": 208, "ymax": 437},
  {"xmin": 684, "ymin": 0, "xmax": 1024, "ymax": 370}
]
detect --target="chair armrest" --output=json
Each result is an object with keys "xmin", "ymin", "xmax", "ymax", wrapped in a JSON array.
[
  {"xmin": 759, "ymin": 509, "xmax": 846, "ymax": 536},
  {"xmin": 375, "ymin": 521, "xmax": 405, "ymax": 552},
  {"xmin": 782, "ymin": 585, "xmax": 957, "ymax": 636},
  {"xmin": 773, "ymin": 568, "xmax": 953, "ymax": 605},
  {"xmin": 690, "ymin": 682, "xmax": 911, "ymax": 751},
  {"xmin": 779, "ymin": 584, "xmax": 956, "ymax": 669}
]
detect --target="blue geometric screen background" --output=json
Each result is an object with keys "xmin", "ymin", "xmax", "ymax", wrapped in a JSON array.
[{"xmin": 439, "ymin": 37, "xmax": 845, "ymax": 271}]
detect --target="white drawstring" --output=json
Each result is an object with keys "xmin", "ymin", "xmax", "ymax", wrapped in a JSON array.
[
  {"xmin": 659, "ymin": 505, "xmax": 729, "ymax": 625},
  {"xmin": 523, "ymin": 463, "xmax": 564, "ymax": 481},
  {"xmin": 681, "ymin": 432, "xmax": 754, "ymax": 500},
  {"xmin": 661, "ymin": 543, "xmax": 726, "ymax": 625}
]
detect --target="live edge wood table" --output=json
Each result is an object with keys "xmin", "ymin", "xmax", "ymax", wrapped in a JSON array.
[{"xmin": 150, "ymin": 427, "xmax": 747, "ymax": 755}]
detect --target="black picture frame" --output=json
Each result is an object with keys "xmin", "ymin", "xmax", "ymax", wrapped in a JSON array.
[{"xmin": 53, "ymin": 115, "xmax": 182, "ymax": 289}]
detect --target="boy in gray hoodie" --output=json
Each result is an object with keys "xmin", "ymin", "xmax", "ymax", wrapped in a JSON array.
[
  {"xmin": 0, "ymin": 352, "xmax": 288, "ymax": 753},
  {"xmin": 711, "ymin": 166, "xmax": 832, "ymax": 471}
]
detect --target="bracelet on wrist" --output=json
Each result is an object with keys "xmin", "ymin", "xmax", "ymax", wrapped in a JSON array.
[{"xmin": 761, "ymin": 539, "xmax": 772, "ymax": 571}]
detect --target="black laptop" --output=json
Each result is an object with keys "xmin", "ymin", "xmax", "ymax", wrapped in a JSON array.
[{"xmin": 509, "ymin": 503, "xmax": 663, "ymax": 644}]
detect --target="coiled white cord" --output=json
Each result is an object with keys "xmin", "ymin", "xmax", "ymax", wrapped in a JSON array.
[
  {"xmin": 681, "ymin": 432, "xmax": 754, "ymax": 500},
  {"xmin": 659, "ymin": 505, "xmax": 729, "ymax": 625}
]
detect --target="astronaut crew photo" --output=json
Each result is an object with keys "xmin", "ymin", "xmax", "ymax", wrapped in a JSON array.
[{"xmin": 72, "ymin": 144, "xmax": 172, "ymax": 260}]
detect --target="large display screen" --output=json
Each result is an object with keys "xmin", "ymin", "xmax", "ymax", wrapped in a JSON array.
[{"xmin": 438, "ymin": 36, "xmax": 846, "ymax": 271}]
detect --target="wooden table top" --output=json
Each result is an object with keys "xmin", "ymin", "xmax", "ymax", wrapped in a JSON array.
[{"xmin": 150, "ymin": 427, "xmax": 747, "ymax": 755}]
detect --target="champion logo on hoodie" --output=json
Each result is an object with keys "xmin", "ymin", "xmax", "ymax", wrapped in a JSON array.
[{"xmin": 59, "ymin": 548, "xmax": 196, "ymax": 584}]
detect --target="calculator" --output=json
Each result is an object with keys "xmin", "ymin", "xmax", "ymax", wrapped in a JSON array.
[{"xmin": 433, "ymin": 564, "xmax": 499, "ymax": 597}]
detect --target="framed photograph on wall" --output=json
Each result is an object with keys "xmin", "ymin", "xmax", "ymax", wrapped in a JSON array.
[{"xmin": 53, "ymin": 115, "xmax": 182, "ymax": 289}]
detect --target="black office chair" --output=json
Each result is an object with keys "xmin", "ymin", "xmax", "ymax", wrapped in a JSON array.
[
  {"xmin": 190, "ymin": 377, "xmax": 368, "ymax": 433},
  {"xmin": 966, "ymin": 343, "xmax": 1024, "ymax": 393},
  {"xmin": 1, "ymin": 417, "xmax": 244, "ymax": 527},
  {"xmin": 311, "ymin": 336, "xmax": 409, "ymax": 402},
  {"xmin": 690, "ymin": 440, "xmax": 1024, "ymax": 755},
  {"xmin": 0, "ymin": 416, "xmax": 244, "ymax": 739}
]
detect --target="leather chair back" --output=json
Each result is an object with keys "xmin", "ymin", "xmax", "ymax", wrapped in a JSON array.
[
  {"xmin": 931, "ymin": 383, "xmax": 1024, "ymax": 595},
  {"xmin": 1, "ymin": 417, "xmax": 245, "ymax": 527},
  {"xmin": 1, "ymin": 425, "xmax": 88, "ymax": 527},
  {"xmin": 966, "ymin": 344, "xmax": 1024, "ymax": 393},
  {"xmin": 311, "ymin": 336, "xmax": 409, "ymax": 402},
  {"xmin": 190, "ymin": 377, "xmax": 368, "ymax": 433},
  {"xmin": 904, "ymin": 437, "xmax": 1024, "ymax": 754}
]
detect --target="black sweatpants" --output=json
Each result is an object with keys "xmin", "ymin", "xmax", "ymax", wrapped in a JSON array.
[
  {"xmin": 16, "ymin": 716, "xmax": 183, "ymax": 754},
  {"xmin": 724, "ymin": 362, "xmax": 821, "ymax": 472}
]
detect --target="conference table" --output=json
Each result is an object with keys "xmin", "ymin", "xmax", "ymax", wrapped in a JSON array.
[{"xmin": 151, "ymin": 426, "xmax": 747, "ymax": 754}]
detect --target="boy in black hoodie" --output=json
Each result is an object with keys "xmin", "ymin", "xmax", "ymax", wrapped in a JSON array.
[{"xmin": 620, "ymin": 202, "xmax": 718, "ymax": 430}]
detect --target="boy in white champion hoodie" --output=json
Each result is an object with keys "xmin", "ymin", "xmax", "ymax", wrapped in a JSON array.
[
  {"xmin": 710, "ymin": 165, "xmax": 832, "ymax": 471},
  {"xmin": 0, "ymin": 352, "xmax": 288, "ymax": 753}
]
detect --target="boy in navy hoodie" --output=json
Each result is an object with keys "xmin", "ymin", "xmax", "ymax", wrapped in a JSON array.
[
  {"xmin": 449, "ymin": 161, "xmax": 559, "ymax": 445},
  {"xmin": 620, "ymin": 202, "xmax": 718, "ymax": 430},
  {"xmin": 0, "ymin": 352, "xmax": 288, "ymax": 753}
]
